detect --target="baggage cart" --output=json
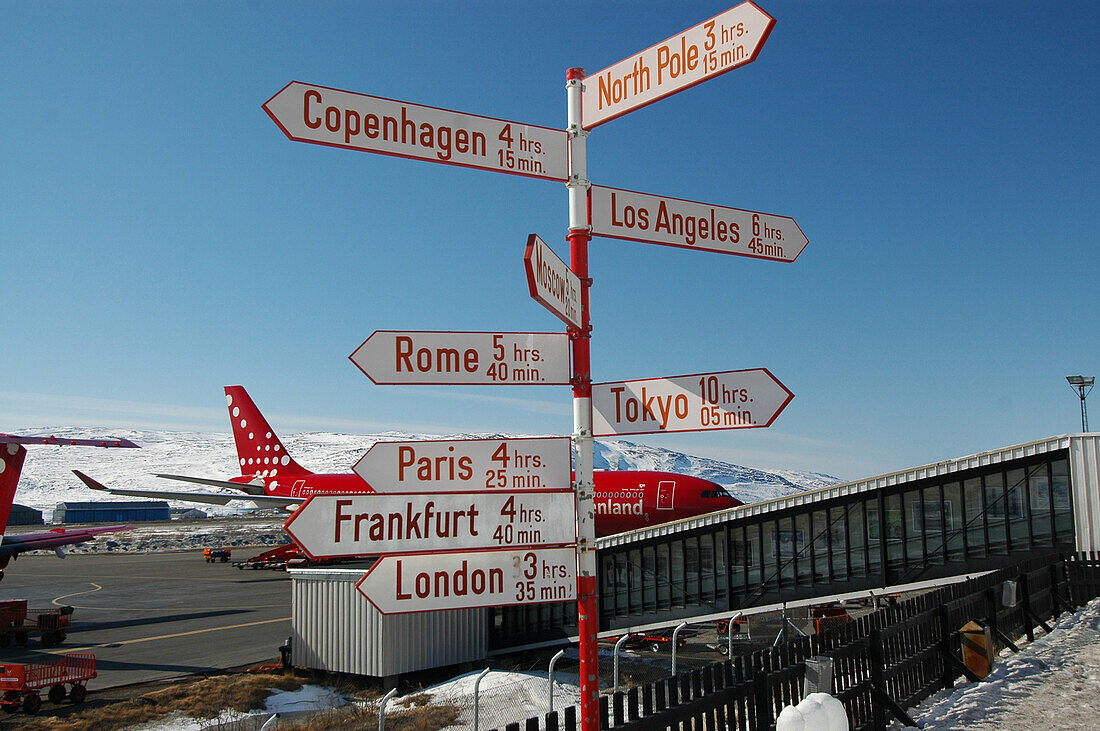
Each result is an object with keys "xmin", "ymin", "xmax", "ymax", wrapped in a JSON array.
[
  {"xmin": 0, "ymin": 600, "xmax": 73, "ymax": 647},
  {"xmin": 0, "ymin": 652, "xmax": 96, "ymax": 714}
]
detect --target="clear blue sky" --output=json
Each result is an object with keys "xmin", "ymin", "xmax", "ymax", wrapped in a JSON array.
[{"xmin": 3, "ymin": 1, "xmax": 1097, "ymax": 480}]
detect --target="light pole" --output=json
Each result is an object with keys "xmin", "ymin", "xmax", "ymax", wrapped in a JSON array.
[{"xmin": 1066, "ymin": 375, "xmax": 1094, "ymax": 432}]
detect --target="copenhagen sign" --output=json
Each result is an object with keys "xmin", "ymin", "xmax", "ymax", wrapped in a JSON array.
[
  {"xmin": 264, "ymin": 81, "xmax": 569, "ymax": 181},
  {"xmin": 283, "ymin": 490, "xmax": 576, "ymax": 560},
  {"xmin": 592, "ymin": 368, "xmax": 793, "ymax": 436}
]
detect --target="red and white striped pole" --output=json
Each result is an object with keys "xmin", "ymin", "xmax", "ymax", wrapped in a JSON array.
[{"xmin": 566, "ymin": 66, "xmax": 599, "ymax": 731}]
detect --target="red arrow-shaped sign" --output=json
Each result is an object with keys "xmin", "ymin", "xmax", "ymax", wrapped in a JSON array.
[
  {"xmin": 592, "ymin": 368, "xmax": 793, "ymax": 436},
  {"xmin": 264, "ymin": 82, "xmax": 568, "ymax": 181},
  {"xmin": 589, "ymin": 186, "xmax": 808, "ymax": 262},
  {"xmin": 355, "ymin": 547, "xmax": 577, "ymax": 615},
  {"xmin": 581, "ymin": 2, "xmax": 775, "ymax": 129},
  {"xmin": 349, "ymin": 331, "xmax": 571, "ymax": 385}
]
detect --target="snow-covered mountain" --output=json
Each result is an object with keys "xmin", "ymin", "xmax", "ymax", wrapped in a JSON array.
[
  {"xmin": 8, "ymin": 428, "xmax": 841, "ymax": 520},
  {"xmin": 593, "ymin": 439, "xmax": 840, "ymax": 504}
]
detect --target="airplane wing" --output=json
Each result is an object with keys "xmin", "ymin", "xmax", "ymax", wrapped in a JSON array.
[
  {"xmin": 0, "ymin": 525, "xmax": 132, "ymax": 558},
  {"xmin": 73, "ymin": 471, "xmax": 303, "ymax": 510},
  {"xmin": 155, "ymin": 473, "xmax": 267, "ymax": 494},
  {"xmin": 0, "ymin": 433, "xmax": 140, "ymax": 449}
]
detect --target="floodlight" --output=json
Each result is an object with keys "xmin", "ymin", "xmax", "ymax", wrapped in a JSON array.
[{"xmin": 1066, "ymin": 375, "xmax": 1095, "ymax": 431}]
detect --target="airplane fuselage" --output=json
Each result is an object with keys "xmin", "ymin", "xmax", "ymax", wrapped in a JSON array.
[{"xmin": 245, "ymin": 469, "xmax": 740, "ymax": 537}]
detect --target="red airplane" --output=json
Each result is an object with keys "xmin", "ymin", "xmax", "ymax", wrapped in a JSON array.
[
  {"xmin": 0, "ymin": 433, "xmax": 138, "ymax": 581},
  {"xmin": 83, "ymin": 386, "xmax": 742, "ymax": 537}
]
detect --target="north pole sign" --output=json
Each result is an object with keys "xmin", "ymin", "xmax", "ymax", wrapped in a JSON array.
[
  {"xmin": 263, "ymin": 81, "xmax": 568, "ymax": 181},
  {"xmin": 592, "ymin": 368, "xmax": 793, "ymax": 436},
  {"xmin": 581, "ymin": 2, "xmax": 775, "ymax": 129},
  {"xmin": 283, "ymin": 490, "xmax": 576, "ymax": 560},
  {"xmin": 353, "ymin": 436, "xmax": 572, "ymax": 493},
  {"xmin": 355, "ymin": 547, "xmax": 576, "ymax": 614},
  {"xmin": 590, "ymin": 186, "xmax": 808, "ymax": 262},
  {"xmin": 349, "ymin": 331, "xmax": 571, "ymax": 385}
]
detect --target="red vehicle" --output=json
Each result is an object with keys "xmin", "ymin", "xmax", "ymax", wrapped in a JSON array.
[
  {"xmin": 603, "ymin": 628, "xmax": 698, "ymax": 653},
  {"xmin": 714, "ymin": 615, "xmax": 750, "ymax": 636},
  {"xmin": 235, "ymin": 543, "xmax": 296, "ymax": 570},
  {"xmin": 0, "ymin": 600, "xmax": 73, "ymax": 648},
  {"xmin": 0, "ymin": 652, "xmax": 96, "ymax": 714},
  {"xmin": 235, "ymin": 543, "xmax": 344, "ymax": 570},
  {"xmin": 811, "ymin": 605, "xmax": 853, "ymax": 634},
  {"xmin": 203, "ymin": 548, "xmax": 232, "ymax": 563},
  {"xmin": 84, "ymin": 385, "xmax": 743, "ymax": 537}
]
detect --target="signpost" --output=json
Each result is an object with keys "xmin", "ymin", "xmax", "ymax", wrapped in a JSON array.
[
  {"xmin": 266, "ymin": 5, "xmax": 800, "ymax": 727},
  {"xmin": 264, "ymin": 81, "xmax": 568, "ymax": 181},
  {"xmin": 524, "ymin": 234, "xmax": 583, "ymax": 330},
  {"xmin": 592, "ymin": 368, "xmax": 793, "ymax": 437},
  {"xmin": 580, "ymin": 2, "xmax": 775, "ymax": 129},
  {"xmin": 590, "ymin": 185, "xmax": 808, "ymax": 262},
  {"xmin": 283, "ymin": 490, "xmax": 576, "ymax": 560},
  {"xmin": 352, "ymin": 436, "xmax": 572, "ymax": 493},
  {"xmin": 355, "ymin": 546, "xmax": 576, "ymax": 614},
  {"xmin": 349, "ymin": 331, "xmax": 571, "ymax": 385}
]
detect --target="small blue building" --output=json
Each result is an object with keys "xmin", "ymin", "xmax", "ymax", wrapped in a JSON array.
[
  {"xmin": 8, "ymin": 504, "xmax": 44, "ymax": 526},
  {"xmin": 53, "ymin": 501, "xmax": 170, "ymax": 524}
]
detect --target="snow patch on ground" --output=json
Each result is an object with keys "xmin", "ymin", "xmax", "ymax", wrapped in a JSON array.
[
  {"xmin": 904, "ymin": 598, "xmax": 1100, "ymax": 730},
  {"xmin": 263, "ymin": 684, "xmax": 350, "ymax": 713},
  {"xmin": 405, "ymin": 668, "xmax": 582, "ymax": 731},
  {"xmin": 122, "ymin": 685, "xmax": 348, "ymax": 730}
]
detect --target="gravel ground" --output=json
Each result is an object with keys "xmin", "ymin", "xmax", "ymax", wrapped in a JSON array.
[{"xmin": 38, "ymin": 514, "xmax": 290, "ymax": 555}]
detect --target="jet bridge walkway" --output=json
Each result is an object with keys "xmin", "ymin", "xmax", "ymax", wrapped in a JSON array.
[{"xmin": 490, "ymin": 433, "xmax": 1100, "ymax": 650}]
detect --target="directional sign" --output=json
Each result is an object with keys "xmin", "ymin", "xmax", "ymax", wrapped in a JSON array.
[
  {"xmin": 590, "ymin": 186, "xmax": 807, "ymax": 262},
  {"xmin": 349, "ymin": 331, "xmax": 571, "ymax": 385},
  {"xmin": 581, "ymin": 2, "xmax": 775, "ymax": 129},
  {"xmin": 524, "ymin": 234, "xmax": 583, "ymax": 330},
  {"xmin": 353, "ymin": 436, "xmax": 572, "ymax": 493},
  {"xmin": 592, "ymin": 369, "xmax": 793, "ymax": 436},
  {"xmin": 356, "ymin": 546, "xmax": 576, "ymax": 615},
  {"xmin": 283, "ymin": 490, "xmax": 576, "ymax": 560},
  {"xmin": 264, "ymin": 81, "xmax": 568, "ymax": 181}
]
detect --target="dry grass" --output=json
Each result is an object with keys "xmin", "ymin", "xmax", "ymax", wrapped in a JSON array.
[
  {"xmin": 17, "ymin": 672, "xmax": 304, "ymax": 731},
  {"xmin": 279, "ymin": 699, "xmax": 462, "ymax": 731},
  {"xmin": 13, "ymin": 672, "xmax": 463, "ymax": 731}
]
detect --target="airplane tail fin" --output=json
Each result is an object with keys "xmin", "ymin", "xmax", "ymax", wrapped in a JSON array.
[
  {"xmin": 224, "ymin": 386, "xmax": 310, "ymax": 480},
  {"xmin": 0, "ymin": 443, "xmax": 27, "ymax": 536}
]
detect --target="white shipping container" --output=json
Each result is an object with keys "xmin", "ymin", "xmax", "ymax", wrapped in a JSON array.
[{"xmin": 289, "ymin": 566, "xmax": 486, "ymax": 677}]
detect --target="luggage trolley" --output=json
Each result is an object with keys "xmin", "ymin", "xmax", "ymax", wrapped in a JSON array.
[
  {"xmin": 0, "ymin": 652, "xmax": 96, "ymax": 714},
  {"xmin": 0, "ymin": 600, "xmax": 74, "ymax": 647}
]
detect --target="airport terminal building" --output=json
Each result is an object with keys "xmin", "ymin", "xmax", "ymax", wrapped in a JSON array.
[{"xmin": 288, "ymin": 433, "xmax": 1100, "ymax": 678}]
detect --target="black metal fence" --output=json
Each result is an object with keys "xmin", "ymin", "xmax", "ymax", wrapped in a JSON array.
[{"xmin": 493, "ymin": 552, "xmax": 1100, "ymax": 731}]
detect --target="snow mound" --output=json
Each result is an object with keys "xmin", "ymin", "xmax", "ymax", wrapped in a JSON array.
[{"xmin": 906, "ymin": 598, "xmax": 1100, "ymax": 730}]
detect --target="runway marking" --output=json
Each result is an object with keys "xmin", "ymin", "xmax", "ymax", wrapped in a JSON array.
[
  {"xmin": 19, "ymin": 573, "xmax": 277, "ymax": 582},
  {"xmin": 49, "ymin": 616, "xmax": 291, "ymax": 654},
  {"xmin": 61, "ymin": 603, "xmax": 289, "ymax": 612},
  {"xmin": 52, "ymin": 582, "xmax": 103, "ymax": 605}
]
